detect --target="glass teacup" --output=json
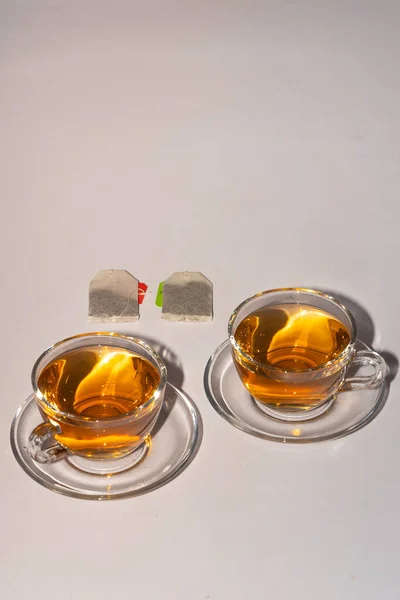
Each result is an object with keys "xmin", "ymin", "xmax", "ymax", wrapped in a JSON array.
[
  {"xmin": 28, "ymin": 333, "xmax": 167, "ymax": 473},
  {"xmin": 229, "ymin": 288, "xmax": 386, "ymax": 422}
]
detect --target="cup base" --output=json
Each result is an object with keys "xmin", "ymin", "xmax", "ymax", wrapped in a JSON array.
[
  {"xmin": 67, "ymin": 441, "xmax": 150, "ymax": 474},
  {"xmin": 254, "ymin": 397, "xmax": 335, "ymax": 422}
]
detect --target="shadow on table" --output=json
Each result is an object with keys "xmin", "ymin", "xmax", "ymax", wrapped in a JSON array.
[
  {"xmin": 264, "ymin": 289, "xmax": 397, "ymax": 453},
  {"xmin": 119, "ymin": 332, "xmax": 184, "ymax": 386},
  {"xmin": 320, "ymin": 288, "xmax": 398, "ymax": 383},
  {"xmin": 302, "ymin": 288, "xmax": 397, "ymax": 436},
  {"xmin": 119, "ymin": 332, "xmax": 185, "ymax": 429},
  {"xmin": 119, "ymin": 332, "xmax": 203, "ymax": 474}
]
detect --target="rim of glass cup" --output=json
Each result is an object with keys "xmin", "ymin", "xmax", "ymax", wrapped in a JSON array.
[
  {"xmin": 31, "ymin": 332, "xmax": 167, "ymax": 423},
  {"xmin": 228, "ymin": 287, "xmax": 358, "ymax": 375}
]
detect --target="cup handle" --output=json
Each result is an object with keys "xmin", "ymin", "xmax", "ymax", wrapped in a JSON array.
[
  {"xmin": 341, "ymin": 350, "xmax": 386, "ymax": 392},
  {"xmin": 28, "ymin": 422, "xmax": 67, "ymax": 463}
]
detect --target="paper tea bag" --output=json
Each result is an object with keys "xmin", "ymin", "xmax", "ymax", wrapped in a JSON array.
[
  {"xmin": 88, "ymin": 270, "xmax": 139, "ymax": 322},
  {"xmin": 161, "ymin": 272, "xmax": 213, "ymax": 322}
]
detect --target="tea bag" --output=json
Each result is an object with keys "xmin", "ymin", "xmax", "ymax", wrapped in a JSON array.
[
  {"xmin": 89, "ymin": 270, "xmax": 139, "ymax": 322},
  {"xmin": 161, "ymin": 272, "xmax": 213, "ymax": 322}
]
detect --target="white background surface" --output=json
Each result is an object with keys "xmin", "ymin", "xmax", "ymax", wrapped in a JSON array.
[{"xmin": 1, "ymin": 1, "xmax": 399, "ymax": 598}]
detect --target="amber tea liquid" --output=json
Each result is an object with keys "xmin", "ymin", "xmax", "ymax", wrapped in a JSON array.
[
  {"xmin": 37, "ymin": 346, "xmax": 161, "ymax": 458},
  {"xmin": 233, "ymin": 303, "xmax": 351, "ymax": 410}
]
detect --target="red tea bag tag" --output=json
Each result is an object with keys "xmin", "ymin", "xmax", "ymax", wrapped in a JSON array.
[{"xmin": 138, "ymin": 282, "xmax": 148, "ymax": 305}]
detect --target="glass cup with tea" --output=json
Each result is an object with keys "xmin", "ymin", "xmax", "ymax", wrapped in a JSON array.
[
  {"xmin": 229, "ymin": 288, "xmax": 386, "ymax": 422},
  {"xmin": 28, "ymin": 333, "xmax": 167, "ymax": 474}
]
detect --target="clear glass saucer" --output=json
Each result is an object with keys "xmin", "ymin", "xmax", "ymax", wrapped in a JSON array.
[
  {"xmin": 11, "ymin": 383, "xmax": 202, "ymax": 500},
  {"xmin": 204, "ymin": 339, "xmax": 388, "ymax": 443}
]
